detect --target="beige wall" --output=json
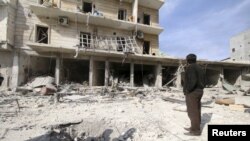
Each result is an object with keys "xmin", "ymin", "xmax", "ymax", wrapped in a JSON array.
[
  {"xmin": 15, "ymin": 0, "xmax": 159, "ymax": 51},
  {"xmin": 138, "ymin": 6, "xmax": 159, "ymax": 26},
  {"xmin": 0, "ymin": 6, "xmax": 8, "ymax": 42},
  {"xmin": 0, "ymin": 0, "xmax": 17, "ymax": 45},
  {"xmin": 7, "ymin": 4, "xmax": 16, "ymax": 45}
]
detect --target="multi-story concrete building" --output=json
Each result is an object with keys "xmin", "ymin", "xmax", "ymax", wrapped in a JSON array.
[
  {"xmin": 230, "ymin": 29, "xmax": 250, "ymax": 62},
  {"xmin": 1, "ymin": 0, "xmax": 165, "ymax": 89},
  {"xmin": 0, "ymin": 0, "xmax": 249, "ymax": 91}
]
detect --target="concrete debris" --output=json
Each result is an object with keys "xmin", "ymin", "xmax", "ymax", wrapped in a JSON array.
[
  {"xmin": 58, "ymin": 82, "xmax": 88, "ymax": 95},
  {"xmin": 222, "ymin": 79, "xmax": 238, "ymax": 92},
  {"xmin": 63, "ymin": 95, "xmax": 91, "ymax": 101},
  {"xmin": 18, "ymin": 76, "xmax": 57, "ymax": 95},
  {"xmin": 173, "ymin": 105, "xmax": 187, "ymax": 112},
  {"xmin": 114, "ymin": 128, "xmax": 136, "ymax": 141},
  {"xmin": 26, "ymin": 130, "xmax": 73, "ymax": 141},
  {"xmin": 43, "ymin": 119, "xmax": 83, "ymax": 130},
  {"xmin": 215, "ymin": 97, "xmax": 235, "ymax": 105},
  {"xmin": 229, "ymin": 104, "xmax": 245, "ymax": 112},
  {"xmin": 235, "ymin": 96, "xmax": 250, "ymax": 107},
  {"xmin": 1, "ymin": 87, "xmax": 250, "ymax": 141},
  {"xmin": 40, "ymin": 85, "xmax": 57, "ymax": 95},
  {"xmin": 27, "ymin": 76, "xmax": 55, "ymax": 88},
  {"xmin": 215, "ymin": 96, "xmax": 250, "ymax": 108}
]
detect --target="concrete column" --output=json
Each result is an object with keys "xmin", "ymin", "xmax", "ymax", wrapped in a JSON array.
[
  {"xmin": 155, "ymin": 63, "xmax": 162, "ymax": 88},
  {"xmin": 11, "ymin": 51, "xmax": 19, "ymax": 90},
  {"xmin": 132, "ymin": 0, "xmax": 138, "ymax": 23},
  {"xmin": 130, "ymin": 62, "xmax": 134, "ymax": 87},
  {"xmin": 104, "ymin": 60, "xmax": 109, "ymax": 87},
  {"xmin": 218, "ymin": 67, "xmax": 224, "ymax": 88},
  {"xmin": 55, "ymin": 56, "xmax": 60, "ymax": 86},
  {"xmin": 239, "ymin": 69, "xmax": 243, "ymax": 86},
  {"xmin": 57, "ymin": 0, "xmax": 61, "ymax": 8},
  {"xmin": 89, "ymin": 56, "xmax": 93, "ymax": 87},
  {"xmin": 176, "ymin": 67, "xmax": 182, "ymax": 89}
]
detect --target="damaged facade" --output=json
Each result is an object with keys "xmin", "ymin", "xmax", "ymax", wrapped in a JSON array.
[
  {"xmin": 0, "ymin": 0, "xmax": 249, "ymax": 92},
  {"xmin": 230, "ymin": 29, "xmax": 250, "ymax": 62}
]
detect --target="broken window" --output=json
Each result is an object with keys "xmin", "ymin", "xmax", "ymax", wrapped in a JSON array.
[
  {"xmin": 36, "ymin": 25, "xmax": 49, "ymax": 44},
  {"xmin": 117, "ymin": 37, "xmax": 126, "ymax": 51},
  {"xmin": 83, "ymin": 2, "xmax": 92, "ymax": 13},
  {"xmin": 80, "ymin": 32, "xmax": 91, "ymax": 48},
  {"xmin": 143, "ymin": 14, "xmax": 150, "ymax": 25},
  {"xmin": 143, "ymin": 41, "xmax": 150, "ymax": 54},
  {"xmin": 118, "ymin": 9, "xmax": 127, "ymax": 21}
]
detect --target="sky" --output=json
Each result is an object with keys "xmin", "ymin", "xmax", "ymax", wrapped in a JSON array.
[{"xmin": 159, "ymin": 0, "xmax": 250, "ymax": 61}]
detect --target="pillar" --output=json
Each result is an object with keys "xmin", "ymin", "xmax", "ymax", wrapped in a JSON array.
[
  {"xmin": 104, "ymin": 60, "xmax": 109, "ymax": 87},
  {"xmin": 11, "ymin": 51, "xmax": 19, "ymax": 90},
  {"xmin": 89, "ymin": 56, "xmax": 93, "ymax": 87},
  {"xmin": 155, "ymin": 63, "xmax": 162, "ymax": 88},
  {"xmin": 132, "ymin": 0, "xmax": 138, "ymax": 23},
  {"xmin": 218, "ymin": 67, "xmax": 224, "ymax": 88},
  {"xmin": 55, "ymin": 56, "xmax": 60, "ymax": 86},
  {"xmin": 176, "ymin": 67, "xmax": 182, "ymax": 89},
  {"xmin": 130, "ymin": 62, "xmax": 134, "ymax": 87},
  {"xmin": 57, "ymin": 0, "xmax": 61, "ymax": 8}
]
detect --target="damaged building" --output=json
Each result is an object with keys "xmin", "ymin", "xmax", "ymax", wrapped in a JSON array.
[{"xmin": 0, "ymin": 0, "xmax": 249, "ymax": 92}]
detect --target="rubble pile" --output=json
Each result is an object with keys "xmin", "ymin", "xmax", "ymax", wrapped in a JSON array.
[{"xmin": 1, "ymin": 70, "xmax": 250, "ymax": 141}]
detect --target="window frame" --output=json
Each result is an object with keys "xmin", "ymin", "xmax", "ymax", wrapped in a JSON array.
[
  {"xmin": 143, "ymin": 13, "xmax": 151, "ymax": 25},
  {"xmin": 143, "ymin": 41, "xmax": 150, "ymax": 54},
  {"xmin": 79, "ymin": 32, "xmax": 91, "ymax": 48},
  {"xmin": 118, "ymin": 9, "xmax": 127, "ymax": 21},
  {"xmin": 34, "ymin": 24, "xmax": 50, "ymax": 44},
  {"xmin": 82, "ymin": 1, "xmax": 93, "ymax": 13}
]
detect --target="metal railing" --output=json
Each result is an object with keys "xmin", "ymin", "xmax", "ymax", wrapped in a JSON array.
[{"xmin": 77, "ymin": 34, "xmax": 143, "ymax": 54}]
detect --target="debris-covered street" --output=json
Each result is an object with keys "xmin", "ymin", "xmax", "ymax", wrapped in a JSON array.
[{"xmin": 1, "ymin": 87, "xmax": 250, "ymax": 141}]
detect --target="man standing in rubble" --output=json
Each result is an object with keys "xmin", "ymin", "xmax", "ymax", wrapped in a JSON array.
[{"xmin": 183, "ymin": 54, "xmax": 205, "ymax": 136}]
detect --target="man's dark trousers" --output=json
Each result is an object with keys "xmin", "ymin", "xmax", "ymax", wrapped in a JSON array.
[{"xmin": 185, "ymin": 89, "xmax": 203, "ymax": 132}]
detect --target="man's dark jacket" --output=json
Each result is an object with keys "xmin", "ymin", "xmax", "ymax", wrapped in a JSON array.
[{"xmin": 183, "ymin": 63, "xmax": 206, "ymax": 94}]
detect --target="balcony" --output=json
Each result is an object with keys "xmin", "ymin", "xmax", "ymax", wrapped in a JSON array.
[
  {"xmin": 29, "ymin": 4, "xmax": 163, "ymax": 35},
  {"xmin": 27, "ymin": 33, "xmax": 144, "ymax": 56},
  {"xmin": 121, "ymin": 0, "xmax": 164, "ymax": 9}
]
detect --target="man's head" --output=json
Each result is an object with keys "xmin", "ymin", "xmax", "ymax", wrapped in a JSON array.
[{"xmin": 186, "ymin": 54, "xmax": 197, "ymax": 64}]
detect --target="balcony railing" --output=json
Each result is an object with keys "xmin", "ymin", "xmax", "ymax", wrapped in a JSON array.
[{"xmin": 76, "ymin": 34, "xmax": 143, "ymax": 54}]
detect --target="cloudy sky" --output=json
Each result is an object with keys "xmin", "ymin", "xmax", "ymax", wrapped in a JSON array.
[{"xmin": 159, "ymin": 0, "xmax": 250, "ymax": 61}]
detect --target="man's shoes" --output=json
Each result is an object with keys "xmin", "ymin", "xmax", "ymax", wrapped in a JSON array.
[
  {"xmin": 184, "ymin": 127, "xmax": 191, "ymax": 131},
  {"xmin": 184, "ymin": 131, "xmax": 201, "ymax": 136}
]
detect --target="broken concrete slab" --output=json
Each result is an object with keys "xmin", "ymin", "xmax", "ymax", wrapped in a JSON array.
[
  {"xmin": 27, "ymin": 76, "xmax": 55, "ymax": 88},
  {"xmin": 235, "ymin": 96, "xmax": 250, "ymax": 107},
  {"xmin": 173, "ymin": 105, "xmax": 186, "ymax": 112},
  {"xmin": 215, "ymin": 97, "xmax": 235, "ymax": 105},
  {"xmin": 229, "ymin": 104, "xmax": 245, "ymax": 112},
  {"xmin": 222, "ymin": 80, "xmax": 238, "ymax": 92}
]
